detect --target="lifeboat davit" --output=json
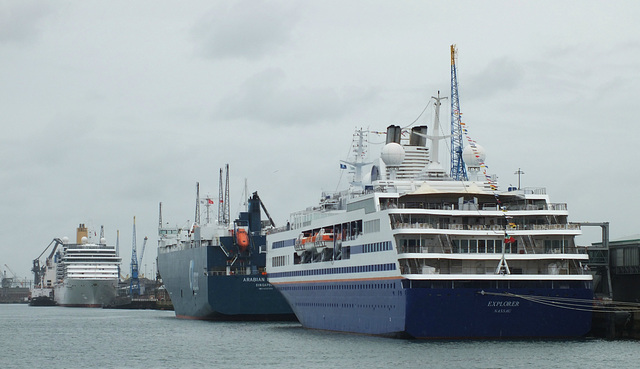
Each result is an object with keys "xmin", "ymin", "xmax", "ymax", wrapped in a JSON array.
[{"xmin": 236, "ymin": 228, "xmax": 249, "ymax": 251}]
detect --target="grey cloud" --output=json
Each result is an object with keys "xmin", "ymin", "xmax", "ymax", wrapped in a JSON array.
[
  {"xmin": 0, "ymin": 1, "xmax": 54, "ymax": 44},
  {"xmin": 215, "ymin": 68, "xmax": 377, "ymax": 125},
  {"xmin": 192, "ymin": 0, "xmax": 300, "ymax": 60},
  {"xmin": 465, "ymin": 57, "xmax": 525, "ymax": 100}
]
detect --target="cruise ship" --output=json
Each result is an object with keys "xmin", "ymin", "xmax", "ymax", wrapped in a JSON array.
[
  {"xmin": 32, "ymin": 224, "xmax": 121, "ymax": 307},
  {"xmin": 156, "ymin": 176, "xmax": 295, "ymax": 320},
  {"xmin": 266, "ymin": 95, "xmax": 593, "ymax": 338}
]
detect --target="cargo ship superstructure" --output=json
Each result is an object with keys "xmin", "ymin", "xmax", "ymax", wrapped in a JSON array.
[
  {"xmin": 266, "ymin": 97, "xmax": 593, "ymax": 338},
  {"xmin": 156, "ymin": 177, "xmax": 295, "ymax": 321},
  {"xmin": 32, "ymin": 224, "xmax": 121, "ymax": 307}
]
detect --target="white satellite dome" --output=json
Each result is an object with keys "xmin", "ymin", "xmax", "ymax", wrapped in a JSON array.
[
  {"xmin": 381, "ymin": 142, "xmax": 405, "ymax": 166},
  {"xmin": 62, "ymin": 236, "xmax": 69, "ymax": 244},
  {"xmin": 462, "ymin": 143, "xmax": 486, "ymax": 167},
  {"xmin": 81, "ymin": 236, "xmax": 88, "ymax": 244}
]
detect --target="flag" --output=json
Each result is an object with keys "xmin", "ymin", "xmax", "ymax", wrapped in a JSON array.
[
  {"xmin": 207, "ymin": 199, "xmax": 214, "ymax": 205},
  {"xmin": 504, "ymin": 236, "xmax": 516, "ymax": 244},
  {"xmin": 340, "ymin": 163, "xmax": 347, "ymax": 169}
]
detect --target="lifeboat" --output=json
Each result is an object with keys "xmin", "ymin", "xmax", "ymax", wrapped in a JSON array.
[
  {"xmin": 236, "ymin": 228, "xmax": 249, "ymax": 251},
  {"xmin": 302, "ymin": 234, "xmax": 316, "ymax": 252},
  {"xmin": 298, "ymin": 229, "xmax": 335, "ymax": 252}
]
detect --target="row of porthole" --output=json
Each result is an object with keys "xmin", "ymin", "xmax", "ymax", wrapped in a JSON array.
[
  {"xmin": 295, "ymin": 302, "xmax": 397, "ymax": 310},
  {"xmin": 280, "ymin": 282, "xmax": 397, "ymax": 291},
  {"xmin": 270, "ymin": 263, "xmax": 396, "ymax": 279}
]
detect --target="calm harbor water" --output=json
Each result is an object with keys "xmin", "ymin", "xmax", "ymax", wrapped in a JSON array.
[{"xmin": 1, "ymin": 304, "xmax": 638, "ymax": 369}]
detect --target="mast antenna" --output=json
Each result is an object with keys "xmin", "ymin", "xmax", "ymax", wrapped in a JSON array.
[
  {"xmin": 218, "ymin": 168, "xmax": 223, "ymax": 224},
  {"xmin": 340, "ymin": 128, "xmax": 371, "ymax": 189},
  {"xmin": 195, "ymin": 182, "xmax": 201, "ymax": 225},
  {"xmin": 514, "ymin": 168, "xmax": 525, "ymax": 189},
  {"xmin": 218, "ymin": 165, "xmax": 231, "ymax": 225},
  {"xmin": 450, "ymin": 44, "xmax": 468, "ymax": 181},
  {"xmin": 224, "ymin": 164, "xmax": 230, "ymax": 226}
]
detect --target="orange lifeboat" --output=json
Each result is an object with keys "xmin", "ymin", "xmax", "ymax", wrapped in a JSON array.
[{"xmin": 236, "ymin": 228, "xmax": 249, "ymax": 251}]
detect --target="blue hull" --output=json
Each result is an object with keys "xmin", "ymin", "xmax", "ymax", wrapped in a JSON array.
[
  {"xmin": 158, "ymin": 246, "xmax": 295, "ymax": 321},
  {"xmin": 274, "ymin": 279, "xmax": 592, "ymax": 338},
  {"xmin": 405, "ymin": 286, "xmax": 592, "ymax": 338}
]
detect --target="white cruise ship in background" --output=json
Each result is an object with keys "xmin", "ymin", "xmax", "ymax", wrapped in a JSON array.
[
  {"xmin": 32, "ymin": 224, "xmax": 121, "ymax": 307},
  {"xmin": 266, "ymin": 81, "xmax": 593, "ymax": 337}
]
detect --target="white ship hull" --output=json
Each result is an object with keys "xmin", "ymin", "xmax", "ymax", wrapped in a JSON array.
[{"xmin": 54, "ymin": 278, "xmax": 118, "ymax": 307}]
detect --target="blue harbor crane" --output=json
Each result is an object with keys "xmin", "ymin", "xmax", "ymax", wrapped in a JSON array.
[
  {"xmin": 129, "ymin": 216, "xmax": 148, "ymax": 297},
  {"xmin": 130, "ymin": 216, "xmax": 140, "ymax": 296},
  {"xmin": 450, "ymin": 44, "xmax": 468, "ymax": 181}
]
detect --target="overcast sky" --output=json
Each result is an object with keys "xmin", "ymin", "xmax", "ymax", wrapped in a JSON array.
[{"xmin": 2, "ymin": 0, "xmax": 639, "ymax": 281}]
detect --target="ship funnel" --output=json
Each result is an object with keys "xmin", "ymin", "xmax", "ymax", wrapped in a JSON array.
[
  {"xmin": 76, "ymin": 224, "xmax": 88, "ymax": 244},
  {"xmin": 410, "ymin": 126, "xmax": 428, "ymax": 147},
  {"xmin": 386, "ymin": 125, "xmax": 401, "ymax": 144}
]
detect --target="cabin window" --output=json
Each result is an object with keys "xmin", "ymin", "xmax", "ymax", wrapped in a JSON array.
[
  {"xmin": 469, "ymin": 240, "xmax": 478, "ymax": 253},
  {"xmin": 478, "ymin": 240, "xmax": 486, "ymax": 253},
  {"xmin": 486, "ymin": 240, "xmax": 495, "ymax": 253},
  {"xmin": 544, "ymin": 239, "xmax": 568, "ymax": 253},
  {"xmin": 460, "ymin": 239, "xmax": 469, "ymax": 253},
  {"xmin": 342, "ymin": 246, "xmax": 351, "ymax": 260},
  {"xmin": 451, "ymin": 238, "xmax": 505, "ymax": 253}
]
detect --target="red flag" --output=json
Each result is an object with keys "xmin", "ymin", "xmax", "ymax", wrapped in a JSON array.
[
  {"xmin": 504, "ymin": 236, "xmax": 516, "ymax": 244},
  {"xmin": 207, "ymin": 199, "xmax": 214, "ymax": 205}
]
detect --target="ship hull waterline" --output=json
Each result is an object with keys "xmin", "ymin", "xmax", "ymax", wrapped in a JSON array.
[
  {"xmin": 54, "ymin": 278, "xmax": 118, "ymax": 308},
  {"xmin": 272, "ymin": 278, "xmax": 593, "ymax": 339}
]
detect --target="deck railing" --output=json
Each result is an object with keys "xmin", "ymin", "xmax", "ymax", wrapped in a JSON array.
[
  {"xmin": 397, "ymin": 245, "xmax": 587, "ymax": 255},
  {"xmin": 392, "ymin": 222, "xmax": 580, "ymax": 231},
  {"xmin": 398, "ymin": 266, "xmax": 584, "ymax": 276},
  {"xmin": 382, "ymin": 201, "xmax": 568, "ymax": 212}
]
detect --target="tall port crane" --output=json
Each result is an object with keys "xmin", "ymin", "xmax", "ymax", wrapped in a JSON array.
[
  {"xmin": 129, "ymin": 216, "xmax": 149, "ymax": 297},
  {"xmin": 3, "ymin": 264, "xmax": 17, "ymax": 288},
  {"xmin": 130, "ymin": 216, "xmax": 140, "ymax": 296},
  {"xmin": 4, "ymin": 264, "xmax": 17, "ymax": 279},
  {"xmin": 450, "ymin": 44, "xmax": 468, "ymax": 181}
]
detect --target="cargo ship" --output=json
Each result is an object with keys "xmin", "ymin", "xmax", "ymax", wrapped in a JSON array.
[
  {"xmin": 266, "ymin": 49, "xmax": 593, "ymax": 338},
  {"xmin": 32, "ymin": 224, "xmax": 121, "ymax": 307},
  {"xmin": 156, "ymin": 174, "xmax": 295, "ymax": 321}
]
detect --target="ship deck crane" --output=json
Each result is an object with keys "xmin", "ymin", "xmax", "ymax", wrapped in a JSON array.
[
  {"xmin": 31, "ymin": 238, "xmax": 64, "ymax": 287},
  {"xmin": 254, "ymin": 192, "xmax": 276, "ymax": 228},
  {"xmin": 4, "ymin": 264, "xmax": 17, "ymax": 279}
]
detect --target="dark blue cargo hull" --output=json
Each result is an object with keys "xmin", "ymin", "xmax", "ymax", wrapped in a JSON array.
[{"xmin": 157, "ymin": 247, "xmax": 295, "ymax": 320}]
